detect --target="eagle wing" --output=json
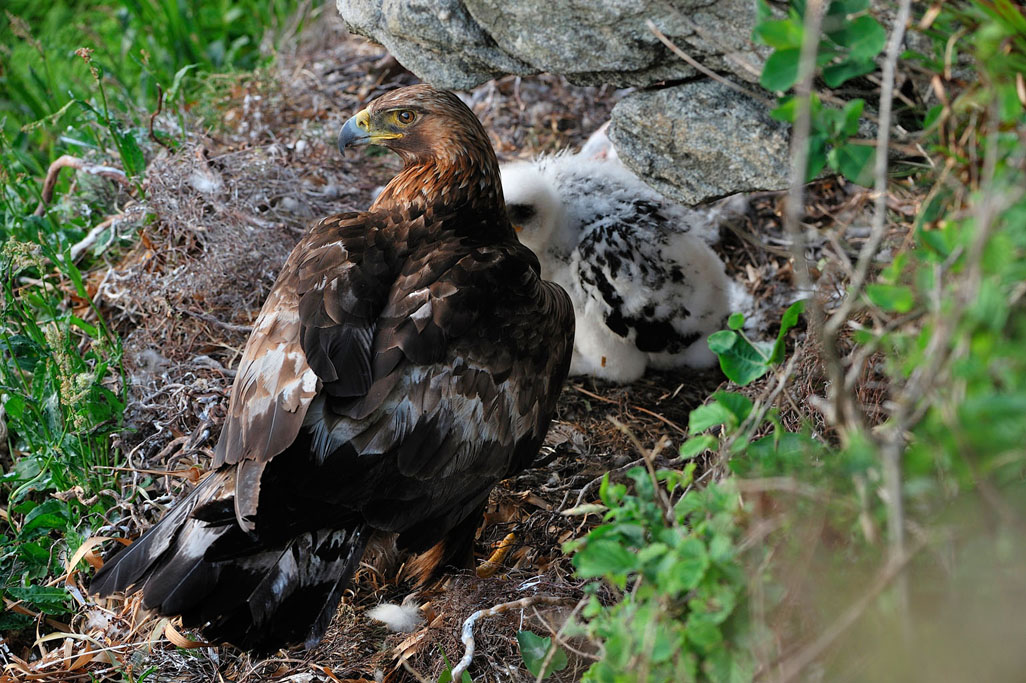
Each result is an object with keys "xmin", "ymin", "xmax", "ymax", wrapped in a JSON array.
[{"xmin": 213, "ymin": 207, "xmax": 573, "ymax": 537}]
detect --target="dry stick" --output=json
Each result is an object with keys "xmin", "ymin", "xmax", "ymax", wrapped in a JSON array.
[
  {"xmin": 781, "ymin": 0, "xmax": 857, "ymax": 434},
  {"xmin": 856, "ymin": 0, "xmax": 917, "ymax": 632},
  {"xmin": 449, "ymin": 595, "xmax": 571, "ymax": 681},
  {"xmin": 68, "ymin": 213, "xmax": 123, "ymax": 262},
  {"xmin": 767, "ymin": 537, "xmax": 927, "ymax": 683},
  {"xmin": 607, "ymin": 417, "xmax": 677, "ymax": 527},
  {"xmin": 645, "ymin": 20, "xmax": 774, "ymax": 107},
  {"xmin": 33, "ymin": 155, "xmax": 132, "ymax": 217},
  {"xmin": 824, "ymin": 0, "xmax": 914, "ymax": 337}
]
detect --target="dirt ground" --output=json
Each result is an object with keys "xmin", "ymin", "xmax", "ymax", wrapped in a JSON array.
[{"xmin": 12, "ymin": 8, "xmax": 890, "ymax": 683}]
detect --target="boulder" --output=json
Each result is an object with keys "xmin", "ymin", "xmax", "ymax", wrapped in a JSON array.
[
  {"xmin": 609, "ymin": 81, "xmax": 792, "ymax": 205},
  {"xmin": 336, "ymin": 0, "xmax": 535, "ymax": 90},
  {"xmin": 338, "ymin": 0, "xmax": 769, "ymax": 89}
]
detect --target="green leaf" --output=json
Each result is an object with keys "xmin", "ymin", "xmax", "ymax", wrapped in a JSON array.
[
  {"xmin": 806, "ymin": 134, "xmax": 829, "ymax": 181},
  {"xmin": 712, "ymin": 391, "xmax": 754, "ymax": 424},
  {"xmin": 770, "ymin": 96, "xmax": 798, "ymax": 123},
  {"xmin": 770, "ymin": 300, "xmax": 806, "ymax": 364},
  {"xmin": 823, "ymin": 58, "xmax": 877, "ymax": 87},
  {"xmin": 828, "ymin": 15, "xmax": 887, "ymax": 61},
  {"xmin": 865, "ymin": 283, "xmax": 915, "ymax": 313},
  {"xmin": 688, "ymin": 402, "xmax": 735, "ymax": 434},
  {"xmin": 517, "ymin": 631, "xmax": 569, "ymax": 679},
  {"xmin": 841, "ymin": 98, "xmax": 866, "ymax": 136},
  {"xmin": 679, "ymin": 435, "xmax": 717, "ymax": 459},
  {"xmin": 684, "ymin": 613, "xmax": 723, "ymax": 654},
  {"xmin": 573, "ymin": 539, "xmax": 637, "ymax": 578},
  {"xmin": 4, "ymin": 394, "xmax": 27, "ymax": 420},
  {"xmin": 752, "ymin": 19, "xmax": 803, "ymax": 50},
  {"xmin": 829, "ymin": 142, "xmax": 876, "ymax": 186},
  {"xmin": 116, "ymin": 130, "xmax": 146, "ymax": 177},
  {"xmin": 668, "ymin": 537, "xmax": 711, "ymax": 593},
  {"xmin": 828, "ymin": 0, "xmax": 869, "ymax": 15},
  {"xmin": 727, "ymin": 312, "xmax": 745, "ymax": 330},
  {"xmin": 6, "ymin": 585, "xmax": 72, "ymax": 615},
  {"xmin": 760, "ymin": 48, "xmax": 801, "ymax": 92},
  {"xmin": 708, "ymin": 330, "xmax": 774, "ymax": 386},
  {"xmin": 21, "ymin": 499, "xmax": 69, "ymax": 535},
  {"xmin": 165, "ymin": 63, "xmax": 199, "ymax": 105}
]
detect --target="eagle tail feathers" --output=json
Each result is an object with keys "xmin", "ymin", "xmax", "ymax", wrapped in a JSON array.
[{"xmin": 91, "ymin": 471, "xmax": 369, "ymax": 655}]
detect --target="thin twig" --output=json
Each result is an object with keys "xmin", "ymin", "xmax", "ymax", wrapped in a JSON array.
[
  {"xmin": 148, "ymin": 83, "xmax": 173, "ymax": 153},
  {"xmin": 68, "ymin": 213, "xmax": 124, "ymax": 262},
  {"xmin": 824, "ymin": 0, "xmax": 914, "ymax": 335},
  {"xmin": 33, "ymin": 155, "xmax": 132, "ymax": 216},
  {"xmin": 449, "ymin": 596, "xmax": 572, "ymax": 681},
  {"xmin": 607, "ymin": 418, "xmax": 677, "ymax": 527},
  {"xmin": 646, "ymin": 20, "xmax": 774, "ymax": 107}
]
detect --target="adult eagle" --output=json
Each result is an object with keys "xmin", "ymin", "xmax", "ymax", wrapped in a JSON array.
[{"xmin": 91, "ymin": 85, "xmax": 575, "ymax": 654}]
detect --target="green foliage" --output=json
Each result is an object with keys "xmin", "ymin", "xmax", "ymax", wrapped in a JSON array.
[
  {"xmin": 753, "ymin": 0, "xmax": 886, "ymax": 184},
  {"xmin": 0, "ymin": 233, "xmax": 125, "ymax": 620},
  {"xmin": 517, "ymin": 630, "xmax": 569, "ymax": 679},
  {"xmin": 706, "ymin": 300, "xmax": 804, "ymax": 387},
  {"xmin": 575, "ymin": 1, "xmax": 1026, "ymax": 679},
  {"xmin": 565, "ymin": 466, "xmax": 753, "ymax": 682},
  {"xmin": 0, "ymin": 0, "xmax": 300, "ymax": 628},
  {"xmin": 0, "ymin": 0, "xmax": 302, "ymax": 171}
]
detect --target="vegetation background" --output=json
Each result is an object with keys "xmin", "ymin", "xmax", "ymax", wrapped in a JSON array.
[{"xmin": 1, "ymin": 0, "xmax": 1025, "ymax": 681}]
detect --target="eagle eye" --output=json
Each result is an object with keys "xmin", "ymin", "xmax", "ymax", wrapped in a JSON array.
[{"xmin": 395, "ymin": 110, "xmax": 416, "ymax": 125}]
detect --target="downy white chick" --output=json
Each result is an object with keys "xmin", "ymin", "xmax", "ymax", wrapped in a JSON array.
[{"xmin": 501, "ymin": 151, "xmax": 732, "ymax": 383}]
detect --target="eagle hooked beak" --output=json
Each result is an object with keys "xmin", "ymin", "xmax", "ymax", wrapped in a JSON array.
[{"xmin": 337, "ymin": 108, "xmax": 401, "ymax": 155}]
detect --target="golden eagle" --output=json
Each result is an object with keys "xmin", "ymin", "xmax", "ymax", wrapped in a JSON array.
[{"xmin": 91, "ymin": 85, "xmax": 575, "ymax": 654}]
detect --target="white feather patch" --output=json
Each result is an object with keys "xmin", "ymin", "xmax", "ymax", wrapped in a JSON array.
[{"xmin": 366, "ymin": 602, "xmax": 424, "ymax": 633}]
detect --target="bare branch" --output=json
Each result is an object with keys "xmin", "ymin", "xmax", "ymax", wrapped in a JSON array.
[
  {"xmin": 449, "ymin": 595, "xmax": 573, "ymax": 681},
  {"xmin": 33, "ymin": 155, "xmax": 133, "ymax": 217}
]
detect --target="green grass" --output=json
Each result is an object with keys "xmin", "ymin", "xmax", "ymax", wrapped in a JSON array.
[{"xmin": 0, "ymin": 0, "xmax": 302, "ymax": 630}]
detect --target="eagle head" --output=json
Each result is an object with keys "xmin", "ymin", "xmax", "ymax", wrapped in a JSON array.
[
  {"xmin": 338, "ymin": 84, "xmax": 504, "ymax": 212},
  {"xmin": 338, "ymin": 85, "xmax": 491, "ymax": 166}
]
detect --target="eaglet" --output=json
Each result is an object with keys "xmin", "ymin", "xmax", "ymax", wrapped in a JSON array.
[
  {"xmin": 501, "ymin": 141, "xmax": 731, "ymax": 383},
  {"xmin": 90, "ymin": 85, "xmax": 575, "ymax": 655}
]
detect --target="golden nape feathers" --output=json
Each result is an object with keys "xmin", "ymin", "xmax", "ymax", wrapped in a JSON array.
[{"xmin": 91, "ymin": 85, "xmax": 574, "ymax": 655}]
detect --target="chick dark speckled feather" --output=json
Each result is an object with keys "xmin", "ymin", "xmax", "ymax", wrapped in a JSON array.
[
  {"xmin": 501, "ymin": 146, "xmax": 731, "ymax": 383},
  {"xmin": 90, "ymin": 85, "xmax": 574, "ymax": 655}
]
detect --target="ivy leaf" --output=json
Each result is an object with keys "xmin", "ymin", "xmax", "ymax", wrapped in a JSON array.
[
  {"xmin": 823, "ymin": 57, "xmax": 877, "ymax": 87},
  {"xmin": 752, "ymin": 19, "xmax": 803, "ymax": 50},
  {"xmin": 829, "ymin": 142, "xmax": 876, "ymax": 186},
  {"xmin": 517, "ymin": 631, "xmax": 568, "ymax": 679},
  {"xmin": 770, "ymin": 300, "xmax": 806, "ymax": 364},
  {"xmin": 760, "ymin": 48, "xmax": 801, "ymax": 92},
  {"xmin": 707, "ymin": 330, "xmax": 774, "ymax": 386}
]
